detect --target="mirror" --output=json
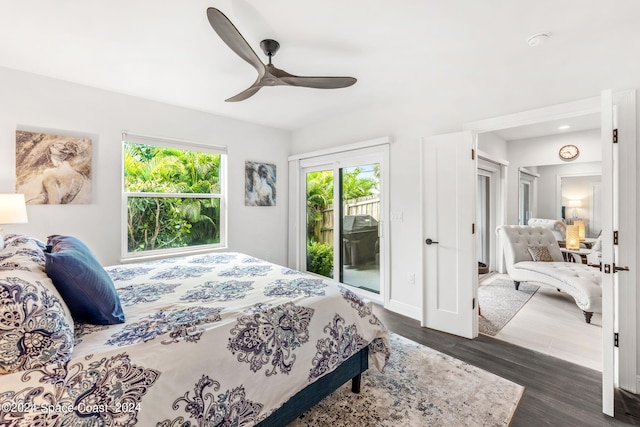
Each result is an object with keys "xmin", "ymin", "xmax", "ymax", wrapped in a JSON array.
[
  {"xmin": 561, "ymin": 174, "xmax": 601, "ymax": 238},
  {"xmin": 521, "ymin": 163, "xmax": 601, "ymax": 238}
]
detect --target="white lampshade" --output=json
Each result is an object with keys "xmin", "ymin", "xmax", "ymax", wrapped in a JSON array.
[
  {"xmin": 0, "ymin": 194, "xmax": 28, "ymax": 224},
  {"xmin": 568, "ymin": 199, "xmax": 582, "ymax": 208},
  {"xmin": 0, "ymin": 194, "xmax": 28, "ymax": 250}
]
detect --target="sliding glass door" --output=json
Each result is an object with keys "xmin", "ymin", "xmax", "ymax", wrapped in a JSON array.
[
  {"xmin": 300, "ymin": 147, "xmax": 386, "ymax": 301},
  {"xmin": 305, "ymin": 168, "xmax": 334, "ymax": 278},
  {"xmin": 340, "ymin": 164, "xmax": 380, "ymax": 293}
]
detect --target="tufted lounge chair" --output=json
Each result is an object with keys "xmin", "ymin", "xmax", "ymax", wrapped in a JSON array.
[
  {"xmin": 527, "ymin": 218, "xmax": 567, "ymax": 240},
  {"xmin": 497, "ymin": 225, "xmax": 601, "ymax": 323}
]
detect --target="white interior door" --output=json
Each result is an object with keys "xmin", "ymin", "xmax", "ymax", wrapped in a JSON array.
[
  {"xmin": 600, "ymin": 89, "xmax": 615, "ymax": 416},
  {"xmin": 421, "ymin": 132, "xmax": 477, "ymax": 338}
]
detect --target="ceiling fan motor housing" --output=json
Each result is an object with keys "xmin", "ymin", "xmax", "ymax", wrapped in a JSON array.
[{"xmin": 260, "ymin": 39, "xmax": 280, "ymax": 57}]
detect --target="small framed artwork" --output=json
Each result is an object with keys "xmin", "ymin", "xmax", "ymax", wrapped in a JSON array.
[
  {"xmin": 15, "ymin": 130, "xmax": 92, "ymax": 204},
  {"xmin": 245, "ymin": 161, "xmax": 276, "ymax": 206}
]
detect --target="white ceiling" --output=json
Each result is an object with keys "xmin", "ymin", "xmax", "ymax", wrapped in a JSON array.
[
  {"xmin": 1, "ymin": 0, "xmax": 639, "ymax": 132},
  {"xmin": 492, "ymin": 113, "xmax": 601, "ymax": 141}
]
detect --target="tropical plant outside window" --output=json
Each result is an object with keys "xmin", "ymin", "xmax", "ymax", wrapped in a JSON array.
[{"xmin": 123, "ymin": 138, "xmax": 225, "ymax": 257}]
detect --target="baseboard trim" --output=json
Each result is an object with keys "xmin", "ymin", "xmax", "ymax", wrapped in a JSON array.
[{"xmin": 385, "ymin": 299, "xmax": 421, "ymax": 321}]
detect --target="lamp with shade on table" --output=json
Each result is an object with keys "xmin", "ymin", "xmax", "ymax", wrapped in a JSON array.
[{"xmin": 568, "ymin": 199, "xmax": 582, "ymax": 220}]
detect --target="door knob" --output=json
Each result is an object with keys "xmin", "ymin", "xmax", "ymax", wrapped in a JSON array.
[{"xmin": 425, "ymin": 238, "xmax": 439, "ymax": 245}]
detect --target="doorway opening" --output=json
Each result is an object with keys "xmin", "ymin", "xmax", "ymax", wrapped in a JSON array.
[
  {"xmin": 475, "ymin": 118, "xmax": 603, "ymax": 372},
  {"xmin": 476, "ymin": 157, "xmax": 504, "ymax": 277},
  {"xmin": 518, "ymin": 168, "xmax": 538, "ymax": 225},
  {"xmin": 458, "ymin": 90, "xmax": 636, "ymax": 416}
]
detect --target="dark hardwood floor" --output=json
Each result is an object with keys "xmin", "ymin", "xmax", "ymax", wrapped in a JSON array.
[{"xmin": 373, "ymin": 306, "xmax": 640, "ymax": 426}]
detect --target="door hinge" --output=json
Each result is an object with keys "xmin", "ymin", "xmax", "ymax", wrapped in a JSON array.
[
  {"xmin": 614, "ymin": 333, "xmax": 619, "ymax": 347},
  {"xmin": 613, "ymin": 128, "xmax": 618, "ymax": 144},
  {"xmin": 471, "ymin": 148, "xmax": 475, "ymax": 160},
  {"xmin": 604, "ymin": 264, "xmax": 612, "ymax": 274},
  {"xmin": 472, "ymin": 298, "xmax": 476, "ymax": 310},
  {"xmin": 613, "ymin": 230, "xmax": 619, "ymax": 245},
  {"xmin": 472, "ymin": 223, "xmax": 475, "ymax": 234}
]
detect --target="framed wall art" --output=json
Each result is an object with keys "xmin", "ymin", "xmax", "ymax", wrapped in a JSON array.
[
  {"xmin": 245, "ymin": 161, "xmax": 276, "ymax": 206},
  {"xmin": 15, "ymin": 130, "xmax": 92, "ymax": 204}
]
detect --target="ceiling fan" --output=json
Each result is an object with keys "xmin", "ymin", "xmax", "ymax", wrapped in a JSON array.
[{"xmin": 206, "ymin": 7, "xmax": 357, "ymax": 102}]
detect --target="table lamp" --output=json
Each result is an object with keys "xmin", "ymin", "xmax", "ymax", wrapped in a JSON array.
[
  {"xmin": 568, "ymin": 199, "xmax": 582, "ymax": 220},
  {"xmin": 565, "ymin": 224, "xmax": 580, "ymax": 250},
  {"xmin": 0, "ymin": 194, "xmax": 28, "ymax": 250}
]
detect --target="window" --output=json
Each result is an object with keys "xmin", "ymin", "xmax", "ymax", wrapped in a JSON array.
[{"xmin": 122, "ymin": 132, "xmax": 226, "ymax": 258}]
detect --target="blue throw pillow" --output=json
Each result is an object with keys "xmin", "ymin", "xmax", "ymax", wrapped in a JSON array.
[{"xmin": 45, "ymin": 235, "xmax": 125, "ymax": 325}]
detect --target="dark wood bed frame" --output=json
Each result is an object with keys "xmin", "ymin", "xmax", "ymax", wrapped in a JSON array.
[{"xmin": 257, "ymin": 346, "xmax": 369, "ymax": 426}]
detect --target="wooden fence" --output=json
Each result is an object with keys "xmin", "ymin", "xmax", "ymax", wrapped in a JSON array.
[{"xmin": 319, "ymin": 195, "xmax": 379, "ymax": 245}]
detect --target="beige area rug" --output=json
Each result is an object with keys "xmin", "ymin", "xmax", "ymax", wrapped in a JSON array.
[
  {"xmin": 290, "ymin": 333, "xmax": 524, "ymax": 427},
  {"xmin": 478, "ymin": 279, "xmax": 539, "ymax": 336}
]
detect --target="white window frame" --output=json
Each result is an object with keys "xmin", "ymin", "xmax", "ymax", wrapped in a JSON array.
[{"xmin": 121, "ymin": 131, "xmax": 227, "ymax": 261}]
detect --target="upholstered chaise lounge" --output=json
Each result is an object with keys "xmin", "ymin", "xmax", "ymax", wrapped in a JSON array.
[
  {"xmin": 527, "ymin": 218, "xmax": 567, "ymax": 240},
  {"xmin": 497, "ymin": 225, "xmax": 601, "ymax": 323}
]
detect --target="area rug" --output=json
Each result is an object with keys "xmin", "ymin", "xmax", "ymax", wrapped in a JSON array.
[
  {"xmin": 478, "ymin": 279, "xmax": 539, "ymax": 336},
  {"xmin": 290, "ymin": 333, "xmax": 524, "ymax": 427}
]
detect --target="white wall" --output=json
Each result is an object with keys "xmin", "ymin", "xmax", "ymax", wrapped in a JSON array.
[
  {"xmin": 505, "ymin": 129, "xmax": 601, "ymax": 225},
  {"xmin": 478, "ymin": 132, "xmax": 508, "ymax": 160},
  {"xmin": 0, "ymin": 67, "xmax": 291, "ymax": 266}
]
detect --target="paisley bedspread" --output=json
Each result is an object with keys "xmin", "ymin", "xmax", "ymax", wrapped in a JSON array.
[{"xmin": 0, "ymin": 252, "xmax": 390, "ymax": 426}]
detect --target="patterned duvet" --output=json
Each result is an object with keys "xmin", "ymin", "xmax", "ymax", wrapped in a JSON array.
[{"xmin": 0, "ymin": 252, "xmax": 390, "ymax": 426}]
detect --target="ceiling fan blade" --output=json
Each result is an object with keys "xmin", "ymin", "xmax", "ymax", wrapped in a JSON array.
[
  {"xmin": 207, "ymin": 7, "xmax": 264, "ymax": 75},
  {"xmin": 225, "ymin": 86, "xmax": 262, "ymax": 102},
  {"xmin": 280, "ymin": 76, "xmax": 357, "ymax": 89}
]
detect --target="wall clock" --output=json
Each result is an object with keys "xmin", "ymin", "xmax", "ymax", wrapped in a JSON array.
[{"xmin": 559, "ymin": 144, "xmax": 579, "ymax": 161}]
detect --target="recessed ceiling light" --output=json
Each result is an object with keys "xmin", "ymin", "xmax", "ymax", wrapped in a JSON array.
[
  {"xmin": 527, "ymin": 33, "xmax": 549, "ymax": 47},
  {"xmin": 558, "ymin": 125, "xmax": 571, "ymax": 130}
]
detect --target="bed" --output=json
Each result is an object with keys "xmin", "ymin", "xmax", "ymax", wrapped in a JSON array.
[{"xmin": 0, "ymin": 234, "xmax": 390, "ymax": 426}]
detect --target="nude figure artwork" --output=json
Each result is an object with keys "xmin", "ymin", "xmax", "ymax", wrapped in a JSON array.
[
  {"xmin": 245, "ymin": 161, "xmax": 276, "ymax": 206},
  {"xmin": 15, "ymin": 131, "xmax": 92, "ymax": 204}
]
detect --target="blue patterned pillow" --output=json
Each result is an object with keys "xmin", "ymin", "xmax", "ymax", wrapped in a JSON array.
[
  {"xmin": 0, "ymin": 236, "xmax": 74, "ymax": 374},
  {"xmin": 45, "ymin": 235, "xmax": 125, "ymax": 325}
]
